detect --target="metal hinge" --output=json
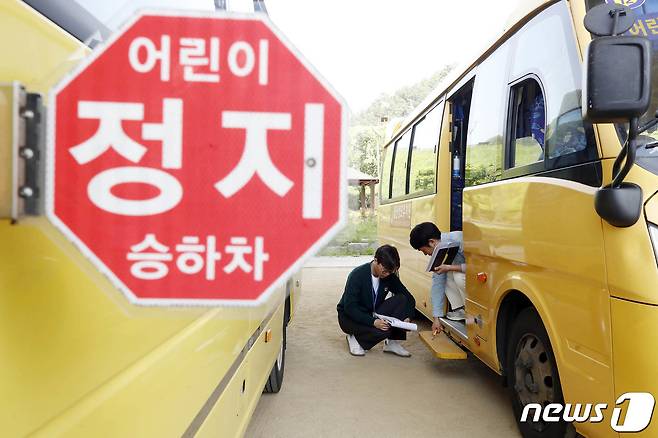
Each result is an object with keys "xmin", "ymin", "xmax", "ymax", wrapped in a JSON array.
[
  {"xmin": 18, "ymin": 91, "xmax": 44, "ymax": 217},
  {"xmin": 4, "ymin": 82, "xmax": 44, "ymax": 221}
]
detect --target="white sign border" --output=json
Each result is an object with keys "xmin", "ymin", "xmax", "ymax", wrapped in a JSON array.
[{"xmin": 46, "ymin": 9, "xmax": 349, "ymax": 307}]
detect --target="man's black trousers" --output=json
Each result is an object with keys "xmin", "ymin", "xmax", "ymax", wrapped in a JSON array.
[{"xmin": 337, "ymin": 294, "xmax": 413, "ymax": 350}]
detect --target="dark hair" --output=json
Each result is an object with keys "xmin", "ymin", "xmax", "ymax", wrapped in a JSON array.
[
  {"xmin": 409, "ymin": 222, "xmax": 441, "ymax": 249},
  {"xmin": 374, "ymin": 244, "xmax": 400, "ymax": 271}
]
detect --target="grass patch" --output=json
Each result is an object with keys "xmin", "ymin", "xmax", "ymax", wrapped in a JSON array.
[
  {"xmin": 319, "ymin": 212, "xmax": 377, "ymax": 256},
  {"xmin": 320, "ymin": 246, "xmax": 375, "ymax": 257}
]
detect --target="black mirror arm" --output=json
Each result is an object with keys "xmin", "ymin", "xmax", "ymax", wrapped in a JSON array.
[
  {"xmin": 612, "ymin": 138, "xmax": 625, "ymax": 177},
  {"xmin": 614, "ymin": 112, "xmax": 658, "ymax": 185},
  {"xmin": 612, "ymin": 117, "xmax": 639, "ymax": 188}
]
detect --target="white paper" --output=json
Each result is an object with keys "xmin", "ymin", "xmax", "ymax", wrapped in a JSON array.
[{"xmin": 374, "ymin": 313, "xmax": 418, "ymax": 331}]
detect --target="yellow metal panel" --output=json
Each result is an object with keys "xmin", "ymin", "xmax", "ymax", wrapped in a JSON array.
[
  {"xmin": 1, "ymin": 218, "xmax": 282, "ymax": 436},
  {"xmin": 379, "ymin": 200, "xmax": 435, "ymax": 317},
  {"xmin": 379, "ymin": 197, "xmax": 433, "ymax": 317},
  {"xmin": 0, "ymin": 0, "xmax": 87, "ymax": 98},
  {"xmin": 243, "ymin": 306, "xmax": 284, "ymax": 422},
  {"xmin": 408, "ymin": 196, "xmax": 435, "ymax": 315},
  {"xmin": 196, "ymin": 305, "xmax": 284, "ymax": 438},
  {"xmin": 0, "ymin": 218, "xmax": 184, "ymax": 434},
  {"xmin": 601, "ymin": 160, "xmax": 658, "ymax": 305},
  {"xmin": 610, "ymin": 298, "xmax": 658, "ymax": 438},
  {"xmin": 380, "ymin": 200, "xmax": 424, "ymax": 303},
  {"xmin": 568, "ymin": 0, "xmax": 589, "ymax": 60},
  {"xmin": 462, "ymin": 176, "xmax": 615, "ymax": 438},
  {"xmin": 29, "ymin": 311, "xmax": 247, "ymax": 437}
]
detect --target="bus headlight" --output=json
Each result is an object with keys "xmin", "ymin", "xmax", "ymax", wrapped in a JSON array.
[{"xmin": 650, "ymin": 223, "xmax": 658, "ymax": 263}]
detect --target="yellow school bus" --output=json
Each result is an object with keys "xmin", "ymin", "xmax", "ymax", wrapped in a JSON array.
[
  {"xmin": 1, "ymin": 1, "xmax": 298, "ymax": 436},
  {"xmin": 378, "ymin": 0, "xmax": 658, "ymax": 436}
]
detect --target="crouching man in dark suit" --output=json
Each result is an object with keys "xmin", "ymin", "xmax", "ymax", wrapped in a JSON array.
[{"xmin": 337, "ymin": 244, "xmax": 416, "ymax": 357}]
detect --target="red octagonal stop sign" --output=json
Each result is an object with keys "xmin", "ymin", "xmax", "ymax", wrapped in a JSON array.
[{"xmin": 47, "ymin": 11, "xmax": 346, "ymax": 306}]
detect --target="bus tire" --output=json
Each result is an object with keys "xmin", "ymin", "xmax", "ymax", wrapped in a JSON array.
[
  {"xmin": 264, "ymin": 299, "xmax": 290, "ymax": 394},
  {"xmin": 507, "ymin": 307, "xmax": 567, "ymax": 438},
  {"xmin": 263, "ymin": 322, "xmax": 286, "ymax": 394}
]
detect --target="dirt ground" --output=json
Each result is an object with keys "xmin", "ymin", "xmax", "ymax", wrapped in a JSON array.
[{"xmin": 246, "ymin": 261, "xmax": 521, "ymax": 438}]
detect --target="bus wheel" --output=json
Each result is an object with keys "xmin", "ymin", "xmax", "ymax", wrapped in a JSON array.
[
  {"xmin": 507, "ymin": 308, "xmax": 566, "ymax": 438},
  {"xmin": 263, "ymin": 320, "xmax": 286, "ymax": 394}
]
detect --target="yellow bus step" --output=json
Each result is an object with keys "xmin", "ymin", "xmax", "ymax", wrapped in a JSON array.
[{"xmin": 418, "ymin": 330, "xmax": 467, "ymax": 360}]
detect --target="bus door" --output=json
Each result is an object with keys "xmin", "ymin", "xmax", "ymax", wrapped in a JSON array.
[{"xmin": 448, "ymin": 82, "xmax": 473, "ymax": 233}]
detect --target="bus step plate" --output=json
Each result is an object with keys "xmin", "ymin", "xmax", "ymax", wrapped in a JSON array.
[{"xmin": 418, "ymin": 330, "xmax": 467, "ymax": 360}]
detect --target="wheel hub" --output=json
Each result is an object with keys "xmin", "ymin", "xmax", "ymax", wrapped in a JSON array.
[{"xmin": 513, "ymin": 333, "xmax": 555, "ymax": 432}]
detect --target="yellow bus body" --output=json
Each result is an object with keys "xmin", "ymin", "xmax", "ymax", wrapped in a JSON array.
[
  {"xmin": 378, "ymin": 1, "xmax": 658, "ymax": 437},
  {"xmin": 0, "ymin": 1, "xmax": 298, "ymax": 436}
]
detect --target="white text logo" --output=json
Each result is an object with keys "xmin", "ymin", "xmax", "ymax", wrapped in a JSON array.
[{"xmin": 520, "ymin": 392, "xmax": 655, "ymax": 432}]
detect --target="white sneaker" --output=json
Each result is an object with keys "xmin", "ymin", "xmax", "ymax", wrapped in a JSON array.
[
  {"xmin": 346, "ymin": 335, "xmax": 365, "ymax": 356},
  {"xmin": 383, "ymin": 339, "xmax": 411, "ymax": 357},
  {"xmin": 446, "ymin": 308, "xmax": 466, "ymax": 321}
]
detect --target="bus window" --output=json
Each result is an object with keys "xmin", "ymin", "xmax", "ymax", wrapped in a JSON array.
[
  {"xmin": 550, "ymin": 107, "xmax": 588, "ymax": 160},
  {"xmin": 380, "ymin": 145, "xmax": 393, "ymax": 200},
  {"xmin": 391, "ymin": 129, "xmax": 412, "ymax": 198},
  {"xmin": 508, "ymin": 78, "xmax": 545, "ymax": 168},
  {"xmin": 509, "ymin": 4, "xmax": 597, "ymax": 171},
  {"xmin": 408, "ymin": 101, "xmax": 443, "ymax": 196},
  {"xmin": 464, "ymin": 41, "xmax": 510, "ymax": 187}
]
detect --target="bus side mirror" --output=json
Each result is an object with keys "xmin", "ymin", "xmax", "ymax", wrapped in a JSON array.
[
  {"xmin": 582, "ymin": 36, "xmax": 652, "ymax": 123},
  {"xmin": 595, "ymin": 182, "xmax": 643, "ymax": 228},
  {"xmin": 583, "ymin": 3, "xmax": 650, "ymax": 228}
]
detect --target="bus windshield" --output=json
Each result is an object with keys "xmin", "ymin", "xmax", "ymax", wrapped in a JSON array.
[{"xmin": 586, "ymin": 0, "xmax": 658, "ymax": 175}]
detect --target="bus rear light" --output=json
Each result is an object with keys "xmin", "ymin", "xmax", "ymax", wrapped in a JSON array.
[{"xmin": 477, "ymin": 272, "xmax": 488, "ymax": 283}]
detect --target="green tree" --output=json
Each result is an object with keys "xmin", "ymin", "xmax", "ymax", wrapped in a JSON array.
[
  {"xmin": 347, "ymin": 65, "xmax": 454, "ymax": 181},
  {"xmin": 348, "ymin": 125, "xmax": 383, "ymax": 177},
  {"xmin": 351, "ymin": 65, "xmax": 454, "ymax": 127}
]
